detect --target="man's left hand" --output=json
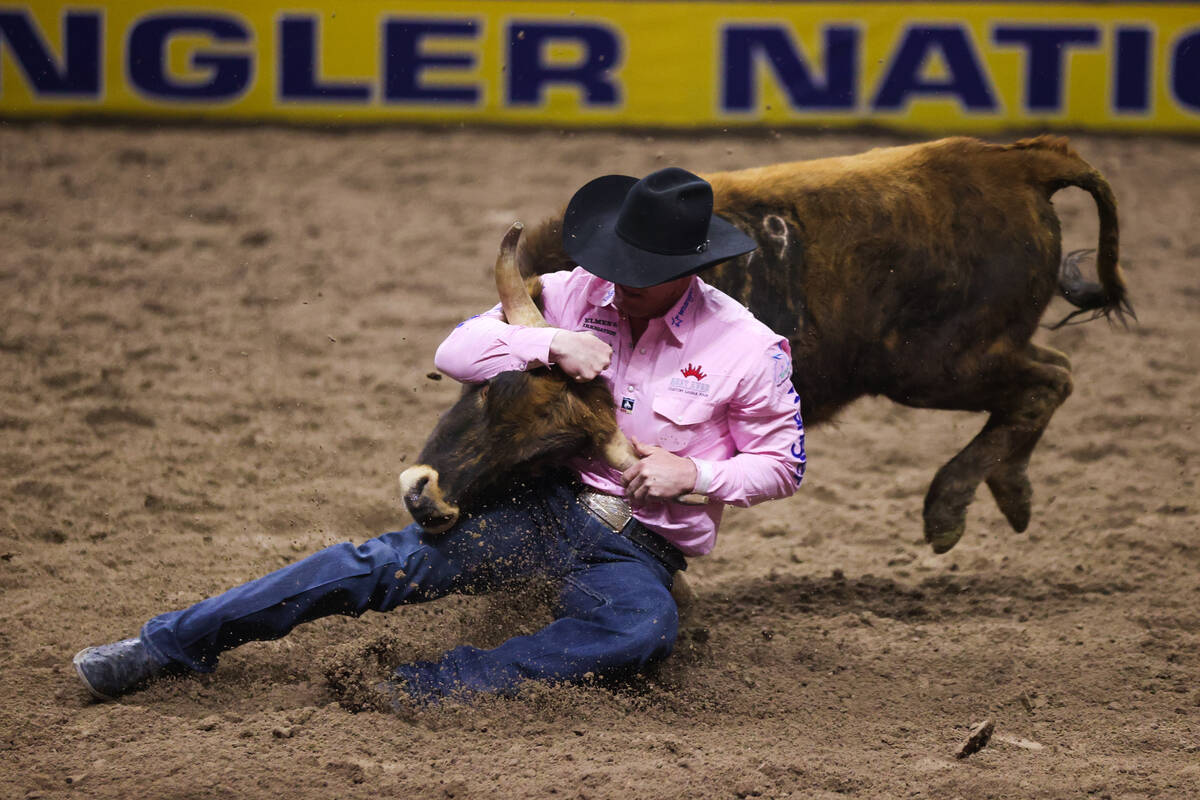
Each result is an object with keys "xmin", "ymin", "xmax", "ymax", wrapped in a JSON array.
[{"xmin": 621, "ymin": 438, "xmax": 697, "ymax": 503}]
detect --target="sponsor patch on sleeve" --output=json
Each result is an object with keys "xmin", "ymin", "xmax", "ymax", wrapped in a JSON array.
[{"xmin": 771, "ymin": 345, "xmax": 792, "ymax": 387}]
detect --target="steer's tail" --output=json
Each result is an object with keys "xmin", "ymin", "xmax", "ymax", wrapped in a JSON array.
[{"xmin": 1004, "ymin": 135, "xmax": 1134, "ymax": 329}]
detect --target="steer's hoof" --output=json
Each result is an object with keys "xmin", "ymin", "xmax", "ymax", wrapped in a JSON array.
[
  {"xmin": 924, "ymin": 514, "xmax": 966, "ymax": 554},
  {"xmin": 923, "ymin": 481, "xmax": 974, "ymax": 554},
  {"xmin": 986, "ymin": 470, "xmax": 1033, "ymax": 533}
]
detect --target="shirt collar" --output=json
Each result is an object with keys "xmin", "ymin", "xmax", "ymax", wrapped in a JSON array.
[
  {"xmin": 585, "ymin": 275, "xmax": 617, "ymax": 310},
  {"xmin": 661, "ymin": 276, "xmax": 701, "ymax": 344},
  {"xmin": 583, "ymin": 273, "xmax": 701, "ymax": 345}
]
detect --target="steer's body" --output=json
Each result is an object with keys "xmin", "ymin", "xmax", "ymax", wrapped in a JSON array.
[{"xmin": 515, "ymin": 135, "xmax": 1129, "ymax": 551}]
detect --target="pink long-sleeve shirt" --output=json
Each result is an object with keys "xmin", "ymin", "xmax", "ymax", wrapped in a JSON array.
[{"xmin": 434, "ymin": 267, "xmax": 806, "ymax": 557}]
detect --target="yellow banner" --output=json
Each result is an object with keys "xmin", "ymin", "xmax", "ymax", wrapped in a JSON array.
[{"xmin": 1, "ymin": 1, "xmax": 1198, "ymax": 132}]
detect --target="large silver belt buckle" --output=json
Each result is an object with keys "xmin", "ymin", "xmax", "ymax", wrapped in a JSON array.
[{"xmin": 578, "ymin": 490, "xmax": 631, "ymax": 532}]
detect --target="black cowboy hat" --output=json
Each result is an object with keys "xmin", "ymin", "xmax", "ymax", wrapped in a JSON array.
[{"xmin": 562, "ymin": 167, "xmax": 757, "ymax": 288}]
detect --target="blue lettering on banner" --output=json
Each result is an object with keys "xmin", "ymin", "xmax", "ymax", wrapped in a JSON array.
[
  {"xmin": 872, "ymin": 25, "xmax": 997, "ymax": 111},
  {"xmin": 721, "ymin": 24, "xmax": 858, "ymax": 112},
  {"xmin": 1114, "ymin": 27, "xmax": 1152, "ymax": 114},
  {"xmin": 507, "ymin": 21, "xmax": 621, "ymax": 106},
  {"xmin": 1172, "ymin": 29, "xmax": 1200, "ymax": 112},
  {"xmin": 0, "ymin": 10, "xmax": 100, "ymax": 97},
  {"xmin": 992, "ymin": 25, "xmax": 1100, "ymax": 112},
  {"xmin": 127, "ymin": 14, "xmax": 252, "ymax": 100},
  {"xmin": 383, "ymin": 18, "xmax": 479, "ymax": 104},
  {"xmin": 278, "ymin": 16, "xmax": 370, "ymax": 102},
  {"xmin": 4, "ymin": 6, "xmax": 1198, "ymax": 130}
]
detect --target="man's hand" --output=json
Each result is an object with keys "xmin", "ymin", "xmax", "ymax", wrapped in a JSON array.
[
  {"xmin": 549, "ymin": 329, "xmax": 611, "ymax": 382},
  {"xmin": 622, "ymin": 437, "xmax": 698, "ymax": 503}
]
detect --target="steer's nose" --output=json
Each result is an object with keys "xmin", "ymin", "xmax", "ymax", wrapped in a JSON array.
[
  {"xmin": 398, "ymin": 465, "xmax": 459, "ymax": 534},
  {"xmin": 404, "ymin": 475, "xmax": 429, "ymax": 506}
]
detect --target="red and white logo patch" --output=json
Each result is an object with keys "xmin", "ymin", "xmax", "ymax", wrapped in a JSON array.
[{"xmin": 670, "ymin": 363, "xmax": 712, "ymax": 397}]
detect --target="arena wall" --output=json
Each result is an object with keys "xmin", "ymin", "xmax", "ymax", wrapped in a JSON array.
[{"xmin": 1, "ymin": 1, "xmax": 1198, "ymax": 133}]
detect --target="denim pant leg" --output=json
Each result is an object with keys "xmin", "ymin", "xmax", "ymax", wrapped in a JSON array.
[
  {"xmin": 394, "ymin": 515, "xmax": 680, "ymax": 700},
  {"xmin": 141, "ymin": 490, "xmax": 568, "ymax": 673}
]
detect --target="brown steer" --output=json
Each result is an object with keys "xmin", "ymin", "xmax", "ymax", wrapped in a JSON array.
[{"xmin": 510, "ymin": 135, "xmax": 1131, "ymax": 552}]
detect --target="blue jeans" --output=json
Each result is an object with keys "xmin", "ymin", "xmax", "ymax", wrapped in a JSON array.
[{"xmin": 140, "ymin": 479, "xmax": 681, "ymax": 701}]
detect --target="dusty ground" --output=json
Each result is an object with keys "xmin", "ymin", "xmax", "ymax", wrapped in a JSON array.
[{"xmin": 0, "ymin": 123, "xmax": 1197, "ymax": 799}]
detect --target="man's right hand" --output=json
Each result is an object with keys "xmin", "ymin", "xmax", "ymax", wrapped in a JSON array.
[{"xmin": 549, "ymin": 330, "xmax": 612, "ymax": 382}]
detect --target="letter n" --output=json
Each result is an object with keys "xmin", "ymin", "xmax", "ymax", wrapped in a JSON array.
[
  {"xmin": 0, "ymin": 10, "xmax": 101, "ymax": 97},
  {"xmin": 722, "ymin": 24, "xmax": 857, "ymax": 112}
]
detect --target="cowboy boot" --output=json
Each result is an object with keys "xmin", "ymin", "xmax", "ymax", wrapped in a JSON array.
[{"xmin": 73, "ymin": 638, "xmax": 168, "ymax": 700}]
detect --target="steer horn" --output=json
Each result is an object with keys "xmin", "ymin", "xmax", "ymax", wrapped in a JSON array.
[{"xmin": 496, "ymin": 221, "xmax": 548, "ymax": 328}]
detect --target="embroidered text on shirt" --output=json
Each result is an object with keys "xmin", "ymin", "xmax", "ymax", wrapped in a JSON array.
[
  {"xmin": 582, "ymin": 317, "xmax": 617, "ymax": 336},
  {"xmin": 669, "ymin": 289, "xmax": 694, "ymax": 328},
  {"xmin": 669, "ymin": 377, "xmax": 711, "ymax": 397}
]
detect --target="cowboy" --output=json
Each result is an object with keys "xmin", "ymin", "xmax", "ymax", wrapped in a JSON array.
[{"xmin": 73, "ymin": 167, "xmax": 806, "ymax": 706}]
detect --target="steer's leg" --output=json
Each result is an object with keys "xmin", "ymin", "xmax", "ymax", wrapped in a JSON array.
[
  {"xmin": 983, "ymin": 344, "xmax": 1074, "ymax": 533},
  {"xmin": 1027, "ymin": 342, "xmax": 1072, "ymax": 370},
  {"xmin": 892, "ymin": 346, "xmax": 1073, "ymax": 553}
]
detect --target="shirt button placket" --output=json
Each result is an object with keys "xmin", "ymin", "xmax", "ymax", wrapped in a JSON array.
[{"xmin": 627, "ymin": 343, "xmax": 644, "ymax": 397}]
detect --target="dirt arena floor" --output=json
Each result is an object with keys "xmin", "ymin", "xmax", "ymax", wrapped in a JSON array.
[{"xmin": 1, "ymin": 123, "xmax": 1197, "ymax": 799}]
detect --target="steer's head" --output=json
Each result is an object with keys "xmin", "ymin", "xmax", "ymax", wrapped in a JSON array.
[
  {"xmin": 399, "ymin": 222, "xmax": 621, "ymax": 533},
  {"xmin": 399, "ymin": 368, "xmax": 617, "ymax": 532}
]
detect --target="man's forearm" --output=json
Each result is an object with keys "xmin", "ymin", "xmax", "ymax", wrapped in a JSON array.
[
  {"xmin": 689, "ymin": 451, "xmax": 801, "ymax": 507},
  {"xmin": 434, "ymin": 313, "xmax": 558, "ymax": 383}
]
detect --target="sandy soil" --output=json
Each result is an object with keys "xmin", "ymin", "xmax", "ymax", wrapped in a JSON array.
[{"xmin": 1, "ymin": 123, "xmax": 1197, "ymax": 799}]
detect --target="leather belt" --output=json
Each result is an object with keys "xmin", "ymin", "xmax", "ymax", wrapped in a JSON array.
[{"xmin": 577, "ymin": 489, "xmax": 687, "ymax": 573}]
